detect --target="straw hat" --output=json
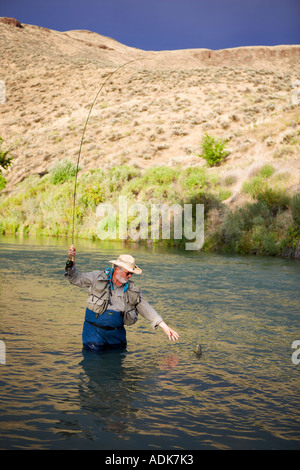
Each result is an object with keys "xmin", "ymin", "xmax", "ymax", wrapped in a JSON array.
[{"xmin": 109, "ymin": 254, "xmax": 142, "ymax": 274}]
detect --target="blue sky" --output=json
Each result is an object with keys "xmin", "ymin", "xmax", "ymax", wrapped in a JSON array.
[{"xmin": 1, "ymin": 0, "xmax": 300, "ymax": 51}]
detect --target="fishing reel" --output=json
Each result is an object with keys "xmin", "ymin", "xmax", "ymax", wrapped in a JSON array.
[{"xmin": 65, "ymin": 260, "xmax": 74, "ymax": 271}]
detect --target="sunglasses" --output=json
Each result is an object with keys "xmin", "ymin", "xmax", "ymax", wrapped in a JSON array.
[{"xmin": 118, "ymin": 267, "xmax": 132, "ymax": 276}]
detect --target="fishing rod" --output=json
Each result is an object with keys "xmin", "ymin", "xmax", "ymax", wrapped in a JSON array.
[
  {"xmin": 71, "ymin": 56, "xmax": 149, "ymax": 245},
  {"xmin": 68, "ymin": 58, "xmax": 203, "ymax": 355}
]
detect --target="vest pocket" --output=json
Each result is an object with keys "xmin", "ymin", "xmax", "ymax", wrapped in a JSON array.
[
  {"xmin": 123, "ymin": 308, "xmax": 138, "ymax": 325},
  {"xmin": 87, "ymin": 295, "xmax": 108, "ymax": 315}
]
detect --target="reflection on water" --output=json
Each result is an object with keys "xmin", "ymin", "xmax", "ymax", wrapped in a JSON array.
[{"xmin": 0, "ymin": 235, "xmax": 299, "ymax": 449}]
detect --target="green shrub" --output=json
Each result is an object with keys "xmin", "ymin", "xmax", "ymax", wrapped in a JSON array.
[
  {"xmin": 242, "ymin": 164, "xmax": 290, "ymax": 216},
  {"xmin": 223, "ymin": 174, "xmax": 237, "ymax": 186},
  {"xmin": 283, "ymin": 225, "xmax": 300, "ymax": 254},
  {"xmin": 220, "ymin": 209, "xmax": 245, "ymax": 247},
  {"xmin": 242, "ymin": 176, "xmax": 264, "ymax": 198},
  {"xmin": 218, "ymin": 188, "xmax": 231, "ymax": 201},
  {"xmin": 180, "ymin": 167, "xmax": 208, "ymax": 191},
  {"xmin": 218, "ymin": 201, "xmax": 275, "ymax": 253},
  {"xmin": 197, "ymin": 134, "xmax": 229, "ymax": 167},
  {"xmin": 143, "ymin": 167, "xmax": 178, "ymax": 185},
  {"xmin": 80, "ymin": 183, "xmax": 106, "ymax": 207},
  {"xmin": 242, "ymin": 201, "xmax": 272, "ymax": 229},
  {"xmin": 256, "ymin": 187, "xmax": 290, "ymax": 215},
  {"xmin": 259, "ymin": 164, "xmax": 275, "ymax": 179},
  {"xmin": 0, "ymin": 137, "xmax": 13, "ymax": 170},
  {"xmin": 0, "ymin": 174, "xmax": 7, "ymax": 191},
  {"xmin": 186, "ymin": 192, "xmax": 222, "ymax": 215},
  {"xmin": 122, "ymin": 178, "xmax": 144, "ymax": 197},
  {"xmin": 108, "ymin": 165, "xmax": 140, "ymax": 192},
  {"xmin": 253, "ymin": 226, "xmax": 279, "ymax": 255},
  {"xmin": 0, "ymin": 137, "xmax": 13, "ymax": 190},
  {"xmin": 242, "ymin": 165, "xmax": 275, "ymax": 199},
  {"xmin": 50, "ymin": 159, "xmax": 78, "ymax": 185},
  {"xmin": 290, "ymin": 193, "xmax": 300, "ymax": 227}
]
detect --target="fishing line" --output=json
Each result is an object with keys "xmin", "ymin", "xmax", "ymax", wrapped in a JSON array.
[{"xmin": 71, "ymin": 56, "xmax": 149, "ymax": 244}]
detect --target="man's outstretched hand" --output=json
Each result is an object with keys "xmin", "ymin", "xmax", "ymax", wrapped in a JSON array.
[{"xmin": 158, "ymin": 321, "xmax": 179, "ymax": 341}]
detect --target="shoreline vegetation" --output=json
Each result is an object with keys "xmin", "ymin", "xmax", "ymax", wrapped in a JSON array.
[{"xmin": 0, "ymin": 160, "xmax": 299, "ymax": 258}]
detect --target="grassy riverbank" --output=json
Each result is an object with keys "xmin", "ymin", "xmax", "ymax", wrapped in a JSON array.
[{"xmin": 0, "ymin": 162, "xmax": 299, "ymax": 258}]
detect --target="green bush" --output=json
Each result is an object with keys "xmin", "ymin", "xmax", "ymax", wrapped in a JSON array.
[
  {"xmin": 0, "ymin": 137, "xmax": 13, "ymax": 170},
  {"xmin": 242, "ymin": 201, "xmax": 272, "ymax": 229},
  {"xmin": 143, "ymin": 167, "xmax": 178, "ymax": 185},
  {"xmin": 80, "ymin": 182, "xmax": 106, "ymax": 207},
  {"xmin": 122, "ymin": 178, "xmax": 144, "ymax": 197},
  {"xmin": 218, "ymin": 201, "xmax": 277, "ymax": 254},
  {"xmin": 242, "ymin": 165, "xmax": 275, "ymax": 199},
  {"xmin": 50, "ymin": 159, "xmax": 78, "ymax": 185},
  {"xmin": 290, "ymin": 193, "xmax": 300, "ymax": 227},
  {"xmin": 242, "ymin": 164, "xmax": 290, "ymax": 216},
  {"xmin": 218, "ymin": 188, "xmax": 231, "ymax": 201},
  {"xmin": 0, "ymin": 137, "xmax": 13, "ymax": 190},
  {"xmin": 186, "ymin": 191, "xmax": 222, "ymax": 216},
  {"xmin": 120, "ymin": 167, "xmax": 180, "ymax": 203},
  {"xmin": 256, "ymin": 187, "xmax": 290, "ymax": 215},
  {"xmin": 253, "ymin": 225, "xmax": 279, "ymax": 255},
  {"xmin": 180, "ymin": 167, "xmax": 208, "ymax": 191},
  {"xmin": 0, "ymin": 174, "xmax": 7, "ymax": 191},
  {"xmin": 242, "ymin": 176, "xmax": 264, "ymax": 199},
  {"xmin": 197, "ymin": 134, "xmax": 229, "ymax": 167},
  {"xmin": 259, "ymin": 164, "xmax": 275, "ymax": 179},
  {"xmin": 220, "ymin": 209, "xmax": 245, "ymax": 248},
  {"xmin": 108, "ymin": 165, "xmax": 140, "ymax": 192}
]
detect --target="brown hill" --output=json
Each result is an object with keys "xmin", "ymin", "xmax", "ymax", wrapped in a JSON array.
[{"xmin": 1, "ymin": 17, "xmax": 300, "ymax": 204}]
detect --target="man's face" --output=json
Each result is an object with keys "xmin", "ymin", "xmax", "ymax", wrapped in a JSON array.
[{"xmin": 115, "ymin": 267, "xmax": 132, "ymax": 284}]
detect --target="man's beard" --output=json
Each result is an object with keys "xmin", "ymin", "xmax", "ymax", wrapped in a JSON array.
[{"xmin": 115, "ymin": 272, "xmax": 129, "ymax": 284}]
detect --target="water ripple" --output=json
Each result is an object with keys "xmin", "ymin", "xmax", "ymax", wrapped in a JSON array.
[{"xmin": 0, "ymin": 238, "xmax": 299, "ymax": 449}]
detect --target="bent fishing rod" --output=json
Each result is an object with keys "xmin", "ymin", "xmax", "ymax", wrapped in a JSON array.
[
  {"xmin": 71, "ymin": 56, "xmax": 149, "ymax": 245},
  {"xmin": 68, "ymin": 59, "xmax": 204, "ymax": 354}
]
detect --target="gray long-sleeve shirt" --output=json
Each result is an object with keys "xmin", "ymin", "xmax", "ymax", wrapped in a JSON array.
[{"xmin": 65, "ymin": 264, "xmax": 163, "ymax": 329}]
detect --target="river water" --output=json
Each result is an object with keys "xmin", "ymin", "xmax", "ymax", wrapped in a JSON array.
[{"xmin": 0, "ymin": 236, "xmax": 299, "ymax": 450}]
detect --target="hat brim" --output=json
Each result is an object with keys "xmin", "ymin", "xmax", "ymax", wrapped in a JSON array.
[{"xmin": 109, "ymin": 260, "xmax": 142, "ymax": 274}]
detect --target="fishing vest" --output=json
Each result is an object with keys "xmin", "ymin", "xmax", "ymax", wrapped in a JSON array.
[{"xmin": 86, "ymin": 272, "xmax": 141, "ymax": 326}]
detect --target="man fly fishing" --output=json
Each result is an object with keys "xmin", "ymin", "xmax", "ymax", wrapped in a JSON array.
[{"xmin": 65, "ymin": 245, "xmax": 179, "ymax": 351}]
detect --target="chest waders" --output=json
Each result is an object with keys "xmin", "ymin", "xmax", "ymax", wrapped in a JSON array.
[{"xmin": 82, "ymin": 307, "xmax": 127, "ymax": 351}]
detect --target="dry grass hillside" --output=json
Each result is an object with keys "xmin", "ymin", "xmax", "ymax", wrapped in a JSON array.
[{"xmin": 1, "ymin": 17, "xmax": 300, "ymax": 208}]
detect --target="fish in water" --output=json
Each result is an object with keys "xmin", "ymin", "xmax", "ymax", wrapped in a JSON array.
[{"xmin": 194, "ymin": 344, "xmax": 202, "ymax": 356}]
